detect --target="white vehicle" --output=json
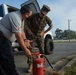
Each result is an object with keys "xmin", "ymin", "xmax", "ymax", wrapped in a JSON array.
[{"xmin": 0, "ymin": 0, "xmax": 54, "ymax": 55}]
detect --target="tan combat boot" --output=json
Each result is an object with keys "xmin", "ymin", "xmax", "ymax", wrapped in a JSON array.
[{"xmin": 27, "ymin": 64, "xmax": 32, "ymax": 73}]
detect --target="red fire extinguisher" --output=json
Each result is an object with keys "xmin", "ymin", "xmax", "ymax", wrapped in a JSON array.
[{"xmin": 32, "ymin": 52, "xmax": 44, "ymax": 75}]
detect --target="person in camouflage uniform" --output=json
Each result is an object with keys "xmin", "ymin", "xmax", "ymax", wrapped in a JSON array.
[{"xmin": 25, "ymin": 5, "xmax": 53, "ymax": 73}]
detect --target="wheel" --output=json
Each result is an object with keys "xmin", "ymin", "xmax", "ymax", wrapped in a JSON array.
[{"xmin": 44, "ymin": 39, "xmax": 54, "ymax": 55}]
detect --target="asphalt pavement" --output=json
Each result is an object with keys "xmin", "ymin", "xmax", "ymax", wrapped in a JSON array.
[
  {"xmin": 14, "ymin": 52, "xmax": 76, "ymax": 75},
  {"xmin": 14, "ymin": 42, "xmax": 76, "ymax": 75}
]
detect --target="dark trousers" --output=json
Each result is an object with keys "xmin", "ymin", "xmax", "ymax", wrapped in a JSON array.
[{"xmin": 0, "ymin": 31, "xmax": 19, "ymax": 75}]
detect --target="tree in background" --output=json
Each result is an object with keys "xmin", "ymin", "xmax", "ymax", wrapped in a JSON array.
[
  {"xmin": 54, "ymin": 28, "xmax": 76, "ymax": 39},
  {"xmin": 55, "ymin": 28, "xmax": 63, "ymax": 39}
]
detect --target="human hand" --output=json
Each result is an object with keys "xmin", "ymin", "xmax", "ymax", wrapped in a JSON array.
[
  {"xmin": 25, "ymin": 48, "xmax": 32, "ymax": 58},
  {"xmin": 40, "ymin": 31, "xmax": 44, "ymax": 36},
  {"xmin": 24, "ymin": 39, "xmax": 32, "ymax": 48}
]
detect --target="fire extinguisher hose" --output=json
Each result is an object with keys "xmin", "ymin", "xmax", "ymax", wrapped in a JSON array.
[{"xmin": 41, "ymin": 54, "xmax": 55, "ymax": 71}]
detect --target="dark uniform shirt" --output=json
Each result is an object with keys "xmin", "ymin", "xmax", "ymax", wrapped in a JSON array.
[{"xmin": 28, "ymin": 13, "xmax": 53, "ymax": 35}]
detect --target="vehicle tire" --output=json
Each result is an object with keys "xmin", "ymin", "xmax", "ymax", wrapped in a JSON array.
[{"xmin": 44, "ymin": 39, "xmax": 54, "ymax": 55}]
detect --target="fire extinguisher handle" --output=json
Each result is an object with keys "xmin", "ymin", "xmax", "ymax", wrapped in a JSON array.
[{"xmin": 32, "ymin": 52, "xmax": 40, "ymax": 56}]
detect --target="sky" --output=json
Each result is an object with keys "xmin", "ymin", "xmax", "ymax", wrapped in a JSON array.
[{"xmin": 0, "ymin": 0, "xmax": 76, "ymax": 35}]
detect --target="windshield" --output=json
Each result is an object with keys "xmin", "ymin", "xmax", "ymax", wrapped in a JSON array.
[
  {"xmin": 28, "ymin": 3, "xmax": 37, "ymax": 14},
  {"xmin": 0, "ymin": 5, "xmax": 3, "ymax": 17},
  {"xmin": 7, "ymin": 5, "xmax": 18, "ymax": 13}
]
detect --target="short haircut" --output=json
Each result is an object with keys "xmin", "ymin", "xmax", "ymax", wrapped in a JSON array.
[{"xmin": 20, "ymin": 5, "xmax": 32, "ymax": 14}]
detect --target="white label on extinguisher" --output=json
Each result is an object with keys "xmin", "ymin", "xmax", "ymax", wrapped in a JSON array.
[{"xmin": 37, "ymin": 63, "xmax": 43, "ymax": 68}]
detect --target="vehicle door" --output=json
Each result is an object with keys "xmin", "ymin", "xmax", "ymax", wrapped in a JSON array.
[{"xmin": 21, "ymin": 0, "xmax": 40, "ymax": 14}]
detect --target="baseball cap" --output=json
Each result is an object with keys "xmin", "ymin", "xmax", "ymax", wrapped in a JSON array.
[{"xmin": 40, "ymin": 5, "xmax": 50, "ymax": 15}]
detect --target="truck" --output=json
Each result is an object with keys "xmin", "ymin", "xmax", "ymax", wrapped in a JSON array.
[{"xmin": 0, "ymin": 0, "xmax": 54, "ymax": 55}]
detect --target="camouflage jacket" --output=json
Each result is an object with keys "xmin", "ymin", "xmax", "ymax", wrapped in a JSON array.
[{"xmin": 26, "ymin": 13, "xmax": 53, "ymax": 36}]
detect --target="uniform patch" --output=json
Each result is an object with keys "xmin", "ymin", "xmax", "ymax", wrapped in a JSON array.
[{"xmin": 16, "ymin": 26, "xmax": 21, "ymax": 30}]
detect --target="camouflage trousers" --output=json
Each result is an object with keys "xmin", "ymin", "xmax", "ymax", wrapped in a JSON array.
[{"xmin": 27, "ymin": 36, "xmax": 44, "ymax": 64}]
